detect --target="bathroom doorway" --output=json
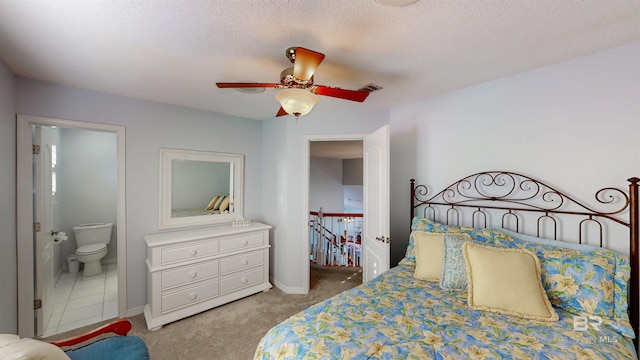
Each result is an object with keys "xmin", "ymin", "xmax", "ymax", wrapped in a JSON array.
[{"xmin": 17, "ymin": 115, "xmax": 127, "ymax": 338}]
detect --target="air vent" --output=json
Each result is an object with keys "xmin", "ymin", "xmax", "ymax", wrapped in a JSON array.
[
  {"xmin": 358, "ymin": 83, "xmax": 383, "ymax": 93},
  {"xmin": 375, "ymin": 0, "xmax": 418, "ymax": 7}
]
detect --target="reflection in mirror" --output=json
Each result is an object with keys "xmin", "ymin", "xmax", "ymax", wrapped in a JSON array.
[
  {"xmin": 171, "ymin": 161, "xmax": 233, "ymax": 217},
  {"xmin": 160, "ymin": 148, "xmax": 244, "ymax": 229}
]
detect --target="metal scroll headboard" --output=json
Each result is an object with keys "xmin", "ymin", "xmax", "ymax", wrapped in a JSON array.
[{"xmin": 410, "ymin": 171, "xmax": 639, "ymax": 350}]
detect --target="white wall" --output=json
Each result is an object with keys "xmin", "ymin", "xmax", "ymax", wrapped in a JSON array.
[
  {"xmin": 342, "ymin": 158, "xmax": 363, "ymax": 186},
  {"xmin": 309, "ymin": 157, "xmax": 344, "ymax": 213},
  {"xmin": 14, "ymin": 78, "xmax": 264, "ymax": 314},
  {"xmin": 343, "ymin": 186, "xmax": 363, "ymax": 213},
  {"xmin": 389, "ymin": 42, "xmax": 640, "ymax": 265},
  {"xmin": 0, "ymin": 60, "xmax": 16, "ymax": 333},
  {"xmin": 343, "ymin": 158, "xmax": 364, "ymax": 213},
  {"xmin": 309, "ymin": 157, "xmax": 364, "ymax": 214}
]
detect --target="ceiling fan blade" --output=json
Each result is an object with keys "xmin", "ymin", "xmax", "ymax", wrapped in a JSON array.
[
  {"xmin": 293, "ymin": 47, "xmax": 325, "ymax": 81},
  {"xmin": 276, "ymin": 107, "xmax": 288, "ymax": 117},
  {"xmin": 216, "ymin": 82, "xmax": 279, "ymax": 88},
  {"xmin": 313, "ymin": 86, "xmax": 370, "ymax": 102}
]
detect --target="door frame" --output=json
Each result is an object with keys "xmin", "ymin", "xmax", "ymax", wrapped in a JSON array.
[
  {"xmin": 16, "ymin": 114, "xmax": 127, "ymax": 337},
  {"xmin": 302, "ymin": 133, "xmax": 367, "ymax": 293}
]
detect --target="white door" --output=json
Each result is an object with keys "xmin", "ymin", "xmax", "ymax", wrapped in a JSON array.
[
  {"xmin": 362, "ymin": 125, "xmax": 390, "ymax": 282},
  {"xmin": 34, "ymin": 126, "xmax": 55, "ymax": 336}
]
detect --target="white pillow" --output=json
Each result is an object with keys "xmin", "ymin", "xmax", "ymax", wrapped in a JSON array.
[
  {"xmin": 213, "ymin": 195, "xmax": 227, "ymax": 210},
  {"xmin": 0, "ymin": 334, "xmax": 70, "ymax": 360}
]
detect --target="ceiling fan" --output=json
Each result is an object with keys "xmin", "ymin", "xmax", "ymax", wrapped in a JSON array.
[{"xmin": 216, "ymin": 47, "xmax": 379, "ymax": 119}]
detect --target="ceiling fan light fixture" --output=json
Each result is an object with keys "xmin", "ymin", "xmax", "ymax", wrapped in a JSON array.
[{"xmin": 275, "ymin": 88, "xmax": 319, "ymax": 118}]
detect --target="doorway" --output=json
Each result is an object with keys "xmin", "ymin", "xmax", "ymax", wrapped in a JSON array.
[
  {"xmin": 308, "ymin": 140, "xmax": 364, "ymax": 286},
  {"xmin": 17, "ymin": 115, "xmax": 127, "ymax": 338},
  {"xmin": 302, "ymin": 125, "xmax": 390, "ymax": 292}
]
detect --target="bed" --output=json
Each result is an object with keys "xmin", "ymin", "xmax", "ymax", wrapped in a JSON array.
[
  {"xmin": 171, "ymin": 194, "xmax": 231, "ymax": 217},
  {"xmin": 255, "ymin": 172, "xmax": 639, "ymax": 359}
]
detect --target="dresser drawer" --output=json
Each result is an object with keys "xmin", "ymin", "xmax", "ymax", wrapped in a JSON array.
[
  {"xmin": 219, "ymin": 232, "xmax": 264, "ymax": 254},
  {"xmin": 161, "ymin": 259, "xmax": 219, "ymax": 289},
  {"xmin": 144, "ymin": 223, "xmax": 272, "ymax": 330},
  {"xmin": 220, "ymin": 267, "xmax": 264, "ymax": 295},
  {"xmin": 161, "ymin": 279, "xmax": 219, "ymax": 314},
  {"xmin": 220, "ymin": 250, "xmax": 264, "ymax": 275},
  {"xmin": 161, "ymin": 240, "xmax": 219, "ymax": 265}
]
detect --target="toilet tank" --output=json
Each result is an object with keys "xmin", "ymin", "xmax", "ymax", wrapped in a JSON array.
[{"xmin": 73, "ymin": 222, "xmax": 113, "ymax": 247}]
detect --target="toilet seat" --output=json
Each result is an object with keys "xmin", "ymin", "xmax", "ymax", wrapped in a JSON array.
[{"xmin": 76, "ymin": 244, "xmax": 107, "ymax": 255}]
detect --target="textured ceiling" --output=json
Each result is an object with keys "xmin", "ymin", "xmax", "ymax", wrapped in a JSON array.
[{"xmin": 0, "ymin": 1, "xmax": 638, "ymax": 120}]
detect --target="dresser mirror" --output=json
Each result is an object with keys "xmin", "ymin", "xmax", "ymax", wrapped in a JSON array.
[{"xmin": 159, "ymin": 148, "xmax": 244, "ymax": 229}]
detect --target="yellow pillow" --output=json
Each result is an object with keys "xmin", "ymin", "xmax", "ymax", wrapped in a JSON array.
[
  {"xmin": 206, "ymin": 195, "xmax": 220, "ymax": 211},
  {"xmin": 413, "ymin": 231, "xmax": 444, "ymax": 281},
  {"xmin": 463, "ymin": 242, "xmax": 558, "ymax": 322}
]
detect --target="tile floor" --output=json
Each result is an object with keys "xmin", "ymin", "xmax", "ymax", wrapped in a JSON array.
[{"xmin": 43, "ymin": 263, "xmax": 118, "ymax": 337}]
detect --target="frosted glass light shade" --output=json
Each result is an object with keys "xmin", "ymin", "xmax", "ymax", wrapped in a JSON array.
[{"xmin": 275, "ymin": 88, "xmax": 320, "ymax": 117}]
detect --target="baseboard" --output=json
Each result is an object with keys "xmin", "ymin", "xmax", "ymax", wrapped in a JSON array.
[
  {"xmin": 55, "ymin": 267, "xmax": 63, "ymax": 284},
  {"xmin": 102, "ymin": 258, "xmax": 117, "ymax": 265},
  {"xmin": 270, "ymin": 276, "xmax": 307, "ymax": 294},
  {"xmin": 126, "ymin": 305, "xmax": 145, "ymax": 317}
]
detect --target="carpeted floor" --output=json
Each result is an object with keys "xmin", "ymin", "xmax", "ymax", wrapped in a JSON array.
[{"xmin": 46, "ymin": 265, "xmax": 362, "ymax": 359}]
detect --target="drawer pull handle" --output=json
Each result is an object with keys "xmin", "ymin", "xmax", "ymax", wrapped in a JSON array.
[
  {"xmin": 188, "ymin": 293, "xmax": 198, "ymax": 300},
  {"xmin": 241, "ymin": 278, "xmax": 248, "ymax": 284},
  {"xmin": 242, "ymin": 259, "xmax": 249, "ymax": 265},
  {"xmin": 189, "ymin": 271, "xmax": 197, "ymax": 278},
  {"xmin": 242, "ymin": 240, "xmax": 249, "ymax": 246},
  {"xmin": 190, "ymin": 249, "xmax": 198, "ymax": 256}
]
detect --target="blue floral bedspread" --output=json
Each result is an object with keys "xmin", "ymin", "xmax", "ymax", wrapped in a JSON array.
[{"xmin": 254, "ymin": 264, "xmax": 637, "ymax": 359}]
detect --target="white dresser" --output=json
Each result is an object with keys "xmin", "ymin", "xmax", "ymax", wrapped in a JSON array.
[{"xmin": 143, "ymin": 222, "xmax": 272, "ymax": 330}]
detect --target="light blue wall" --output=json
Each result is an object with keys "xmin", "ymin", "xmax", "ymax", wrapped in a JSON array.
[
  {"xmin": 14, "ymin": 78, "xmax": 264, "ymax": 314},
  {"xmin": 172, "ymin": 161, "xmax": 230, "ymax": 210},
  {"xmin": 260, "ymin": 116, "xmax": 288, "ymax": 288},
  {"xmin": 57, "ymin": 128, "xmax": 118, "ymax": 263},
  {"xmin": 263, "ymin": 108, "xmax": 389, "ymax": 292},
  {"xmin": 0, "ymin": 60, "xmax": 16, "ymax": 333}
]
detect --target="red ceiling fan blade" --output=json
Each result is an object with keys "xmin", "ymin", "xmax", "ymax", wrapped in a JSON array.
[
  {"xmin": 276, "ymin": 107, "xmax": 288, "ymax": 117},
  {"xmin": 293, "ymin": 47, "xmax": 325, "ymax": 81},
  {"xmin": 216, "ymin": 82, "xmax": 279, "ymax": 88},
  {"xmin": 313, "ymin": 86, "xmax": 370, "ymax": 102}
]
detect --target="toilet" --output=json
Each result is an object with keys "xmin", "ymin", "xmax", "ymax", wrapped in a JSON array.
[{"xmin": 73, "ymin": 222, "xmax": 113, "ymax": 277}]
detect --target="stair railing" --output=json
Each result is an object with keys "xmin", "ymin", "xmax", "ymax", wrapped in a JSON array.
[{"xmin": 309, "ymin": 210, "xmax": 363, "ymax": 267}]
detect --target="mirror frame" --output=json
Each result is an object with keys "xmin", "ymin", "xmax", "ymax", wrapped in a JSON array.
[{"xmin": 159, "ymin": 148, "xmax": 244, "ymax": 229}]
